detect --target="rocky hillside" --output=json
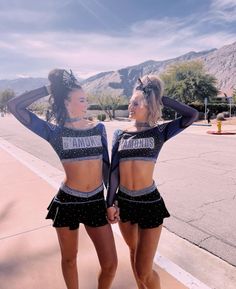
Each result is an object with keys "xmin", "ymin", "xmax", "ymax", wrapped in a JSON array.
[
  {"xmin": 1, "ymin": 42, "xmax": 235, "ymax": 97},
  {"xmin": 82, "ymin": 42, "xmax": 236, "ymax": 97},
  {"xmin": 0, "ymin": 77, "xmax": 48, "ymax": 95},
  {"xmin": 200, "ymin": 42, "xmax": 236, "ymax": 93},
  {"xmin": 0, "ymin": 76, "xmax": 84, "ymax": 95},
  {"xmin": 82, "ymin": 49, "xmax": 215, "ymax": 97}
]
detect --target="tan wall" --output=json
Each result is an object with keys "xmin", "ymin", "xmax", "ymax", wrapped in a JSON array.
[{"xmin": 87, "ymin": 109, "xmax": 129, "ymax": 118}]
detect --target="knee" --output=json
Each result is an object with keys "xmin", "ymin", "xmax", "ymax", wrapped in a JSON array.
[
  {"xmin": 129, "ymin": 247, "xmax": 137, "ymax": 263},
  {"xmin": 129, "ymin": 247, "xmax": 136, "ymax": 257},
  {"xmin": 101, "ymin": 257, "xmax": 118, "ymax": 277},
  {"xmin": 135, "ymin": 267, "xmax": 155, "ymax": 285},
  {"xmin": 127, "ymin": 242, "xmax": 137, "ymax": 257}
]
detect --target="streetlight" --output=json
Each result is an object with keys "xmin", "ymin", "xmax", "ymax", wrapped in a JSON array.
[{"xmin": 228, "ymin": 96, "xmax": 232, "ymax": 118}]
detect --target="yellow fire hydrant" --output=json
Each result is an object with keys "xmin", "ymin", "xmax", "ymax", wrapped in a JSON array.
[{"xmin": 217, "ymin": 120, "xmax": 222, "ymax": 133}]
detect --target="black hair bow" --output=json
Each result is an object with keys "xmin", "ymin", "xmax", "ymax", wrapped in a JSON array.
[
  {"xmin": 62, "ymin": 69, "xmax": 81, "ymax": 89},
  {"xmin": 135, "ymin": 76, "xmax": 155, "ymax": 97}
]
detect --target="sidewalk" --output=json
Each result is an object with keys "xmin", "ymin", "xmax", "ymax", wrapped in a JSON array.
[
  {"xmin": 1, "ymin": 116, "xmax": 236, "ymax": 289},
  {"xmin": 0, "ymin": 142, "xmax": 191, "ymax": 289}
]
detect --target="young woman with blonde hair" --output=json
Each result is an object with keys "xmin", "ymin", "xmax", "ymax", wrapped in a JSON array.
[{"xmin": 107, "ymin": 75, "xmax": 198, "ymax": 289}]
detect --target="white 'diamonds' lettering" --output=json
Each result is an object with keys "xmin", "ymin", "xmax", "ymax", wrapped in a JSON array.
[
  {"xmin": 62, "ymin": 136, "xmax": 102, "ymax": 150},
  {"xmin": 119, "ymin": 137, "xmax": 154, "ymax": 150}
]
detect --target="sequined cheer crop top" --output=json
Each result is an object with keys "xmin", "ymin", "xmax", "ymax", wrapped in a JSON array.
[
  {"xmin": 7, "ymin": 87, "xmax": 110, "ymax": 187},
  {"xmin": 106, "ymin": 96, "xmax": 199, "ymax": 207}
]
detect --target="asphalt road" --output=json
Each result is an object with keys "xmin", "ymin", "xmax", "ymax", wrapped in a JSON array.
[{"xmin": 1, "ymin": 114, "xmax": 236, "ymax": 266}]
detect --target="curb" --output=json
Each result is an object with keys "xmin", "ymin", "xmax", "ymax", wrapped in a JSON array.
[{"xmin": 0, "ymin": 137, "xmax": 213, "ymax": 289}]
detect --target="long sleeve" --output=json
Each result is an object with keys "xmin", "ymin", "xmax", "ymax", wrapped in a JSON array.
[
  {"xmin": 106, "ymin": 129, "xmax": 121, "ymax": 208},
  {"xmin": 162, "ymin": 96, "xmax": 199, "ymax": 127},
  {"xmin": 99, "ymin": 123, "xmax": 110, "ymax": 188},
  {"xmin": 7, "ymin": 86, "xmax": 54, "ymax": 141},
  {"xmin": 160, "ymin": 96, "xmax": 199, "ymax": 141}
]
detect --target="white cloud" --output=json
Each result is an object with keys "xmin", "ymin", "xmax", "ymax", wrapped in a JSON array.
[
  {"xmin": 131, "ymin": 17, "xmax": 184, "ymax": 36},
  {"xmin": 210, "ymin": 0, "xmax": 236, "ymax": 22},
  {"xmin": 211, "ymin": 0, "xmax": 236, "ymax": 9},
  {"xmin": 0, "ymin": 41, "xmax": 15, "ymax": 49},
  {"xmin": 16, "ymin": 74, "xmax": 31, "ymax": 78},
  {"xmin": 0, "ymin": 2, "xmax": 236, "ymax": 79},
  {"xmin": 1, "ymin": 25, "xmax": 234, "ymax": 79}
]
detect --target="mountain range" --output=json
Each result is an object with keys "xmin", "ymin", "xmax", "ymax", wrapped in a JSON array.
[{"xmin": 1, "ymin": 41, "xmax": 235, "ymax": 96}]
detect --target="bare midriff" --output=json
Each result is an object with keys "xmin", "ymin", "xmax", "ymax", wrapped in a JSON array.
[
  {"xmin": 62, "ymin": 159, "xmax": 103, "ymax": 192},
  {"xmin": 119, "ymin": 160, "xmax": 155, "ymax": 190}
]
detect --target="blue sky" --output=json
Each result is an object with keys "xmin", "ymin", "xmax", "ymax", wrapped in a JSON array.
[{"xmin": 0, "ymin": 0, "xmax": 236, "ymax": 79}]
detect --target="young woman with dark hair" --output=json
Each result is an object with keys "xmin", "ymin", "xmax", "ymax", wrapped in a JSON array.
[
  {"xmin": 106, "ymin": 75, "xmax": 199, "ymax": 289},
  {"xmin": 7, "ymin": 69, "xmax": 117, "ymax": 289}
]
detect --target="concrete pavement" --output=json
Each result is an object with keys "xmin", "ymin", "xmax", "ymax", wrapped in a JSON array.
[
  {"xmin": 0, "ymin": 138, "xmax": 193, "ymax": 289},
  {"xmin": 1, "ymin": 115, "xmax": 236, "ymax": 288}
]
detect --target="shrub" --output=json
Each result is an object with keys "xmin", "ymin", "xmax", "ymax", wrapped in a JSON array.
[
  {"xmin": 88, "ymin": 104, "xmax": 128, "ymax": 110},
  {"xmin": 87, "ymin": 116, "xmax": 94, "ymax": 121},
  {"xmin": 223, "ymin": 111, "xmax": 230, "ymax": 118},
  {"xmin": 97, "ymin": 114, "xmax": 106, "ymax": 121},
  {"xmin": 216, "ymin": 113, "xmax": 225, "ymax": 121}
]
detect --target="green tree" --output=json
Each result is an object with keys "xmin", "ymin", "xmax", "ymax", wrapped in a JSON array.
[
  {"xmin": 160, "ymin": 60, "xmax": 219, "ymax": 104},
  {"xmin": 0, "ymin": 89, "xmax": 15, "ymax": 113},
  {"xmin": 233, "ymin": 88, "xmax": 236, "ymax": 103},
  {"xmin": 29, "ymin": 102, "xmax": 50, "ymax": 116},
  {"xmin": 88, "ymin": 92, "xmax": 128, "ymax": 120}
]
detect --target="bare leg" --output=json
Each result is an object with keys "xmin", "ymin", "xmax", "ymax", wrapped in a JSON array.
[
  {"xmin": 118, "ymin": 221, "xmax": 146, "ymax": 289},
  {"xmin": 85, "ymin": 224, "xmax": 117, "ymax": 289},
  {"xmin": 135, "ymin": 225, "xmax": 163, "ymax": 289},
  {"xmin": 56, "ymin": 227, "xmax": 79, "ymax": 289}
]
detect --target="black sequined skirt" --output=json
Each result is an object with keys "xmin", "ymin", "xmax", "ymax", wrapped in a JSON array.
[
  {"xmin": 46, "ymin": 187, "xmax": 108, "ymax": 230},
  {"xmin": 117, "ymin": 185, "xmax": 170, "ymax": 229}
]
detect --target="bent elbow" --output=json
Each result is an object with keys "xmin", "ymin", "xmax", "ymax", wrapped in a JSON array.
[
  {"xmin": 7, "ymin": 99, "xmax": 15, "ymax": 114},
  {"xmin": 181, "ymin": 109, "xmax": 199, "ymax": 128},
  {"xmin": 188, "ymin": 109, "xmax": 199, "ymax": 125}
]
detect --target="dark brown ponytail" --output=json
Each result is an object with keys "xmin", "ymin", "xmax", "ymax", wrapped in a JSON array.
[{"xmin": 46, "ymin": 68, "xmax": 81, "ymax": 126}]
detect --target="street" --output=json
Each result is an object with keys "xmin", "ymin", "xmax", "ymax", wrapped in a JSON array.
[{"xmin": 1, "ymin": 115, "xmax": 236, "ymax": 266}]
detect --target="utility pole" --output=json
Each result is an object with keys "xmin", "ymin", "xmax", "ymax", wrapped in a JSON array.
[{"xmin": 204, "ymin": 97, "xmax": 207, "ymax": 121}]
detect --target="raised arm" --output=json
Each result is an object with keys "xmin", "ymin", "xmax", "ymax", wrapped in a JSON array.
[
  {"xmin": 162, "ymin": 96, "xmax": 199, "ymax": 127},
  {"xmin": 106, "ymin": 130, "xmax": 121, "ymax": 208},
  {"xmin": 7, "ymin": 86, "xmax": 49, "ymax": 125},
  {"xmin": 159, "ymin": 96, "xmax": 199, "ymax": 141},
  {"xmin": 7, "ymin": 86, "xmax": 54, "ymax": 141}
]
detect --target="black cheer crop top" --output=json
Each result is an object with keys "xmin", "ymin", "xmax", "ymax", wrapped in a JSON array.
[
  {"xmin": 7, "ymin": 86, "xmax": 110, "ymax": 187},
  {"xmin": 106, "ymin": 96, "xmax": 199, "ymax": 207}
]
